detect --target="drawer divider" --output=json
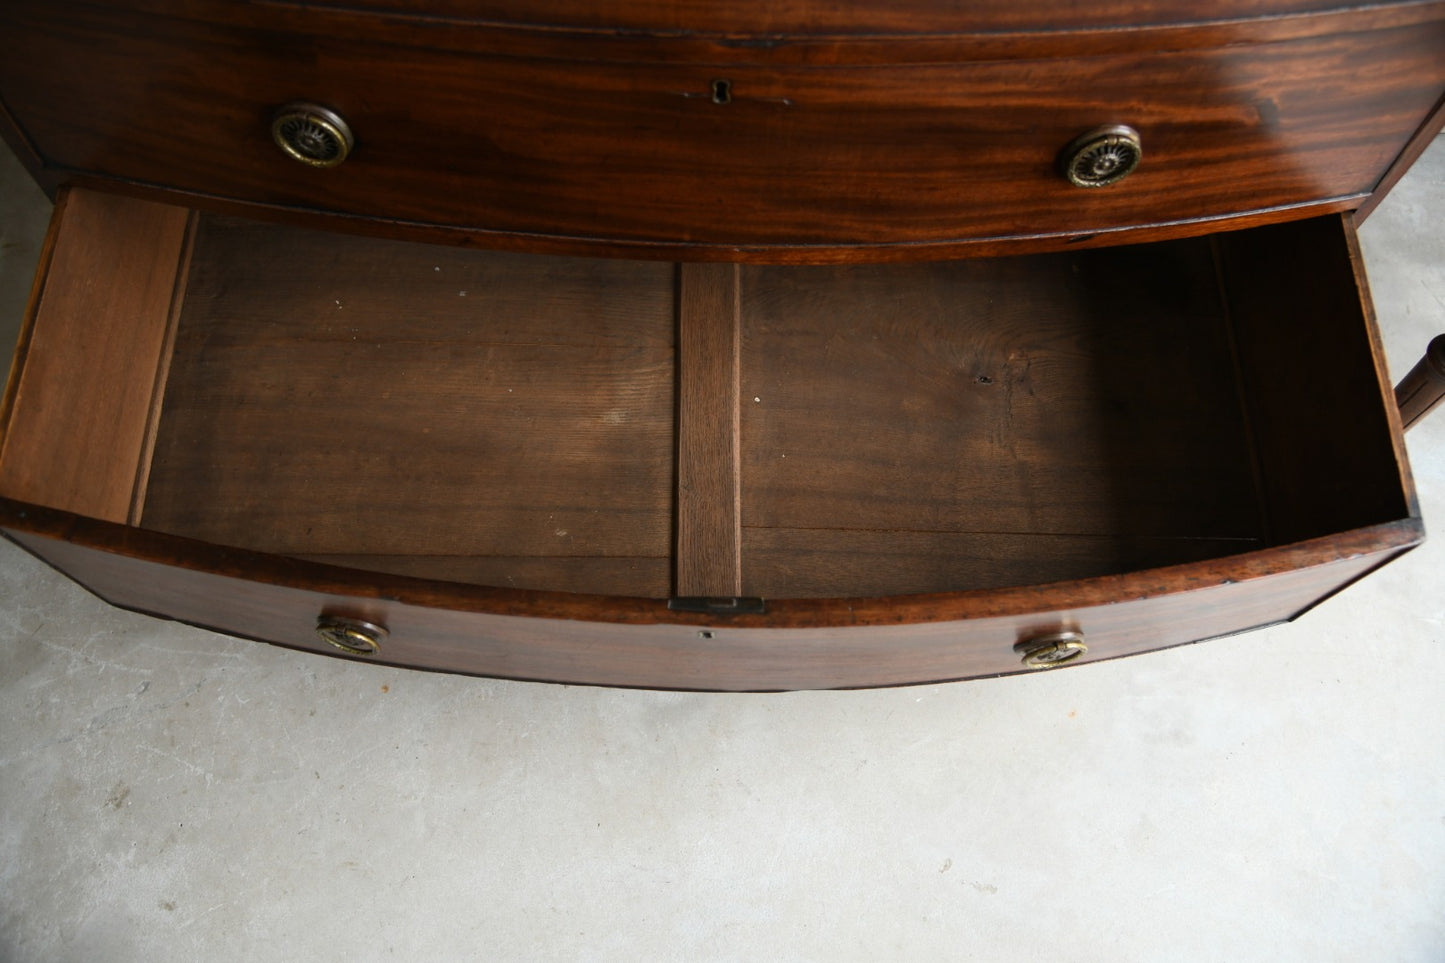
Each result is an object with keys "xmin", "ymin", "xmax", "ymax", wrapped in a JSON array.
[{"xmin": 675, "ymin": 262, "xmax": 743, "ymax": 598}]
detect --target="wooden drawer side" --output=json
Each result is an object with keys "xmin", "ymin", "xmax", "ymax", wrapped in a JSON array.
[
  {"xmin": 1215, "ymin": 214, "xmax": 1418, "ymax": 545},
  {"xmin": 0, "ymin": 189, "xmax": 193, "ymax": 523}
]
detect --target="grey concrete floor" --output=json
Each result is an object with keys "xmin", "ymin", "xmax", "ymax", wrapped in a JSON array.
[{"xmin": 1, "ymin": 139, "xmax": 1443, "ymax": 962}]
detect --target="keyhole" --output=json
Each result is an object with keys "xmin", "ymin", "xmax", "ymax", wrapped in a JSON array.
[{"xmin": 711, "ymin": 79, "xmax": 732, "ymax": 105}]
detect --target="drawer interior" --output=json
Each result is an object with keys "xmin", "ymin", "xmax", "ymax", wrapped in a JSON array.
[
  {"xmin": 0, "ymin": 190, "xmax": 1411, "ymax": 601},
  {"xmin": 140, "ymin": 216, "xmax": 679, "ymax": 597}
]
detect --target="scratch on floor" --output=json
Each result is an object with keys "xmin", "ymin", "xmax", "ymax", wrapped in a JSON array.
[
  {"xmin": 178, "ymin": 901, "xmax": 229, "ymax": 931},
  {"xmin": 139, "ymin": 745, "xmax": 217, "ymax": 786},
  {"xmin": 135, "ymin": 642, "xmax": 247, "ymax": 660},
  {"xmin": 37, "ymin": 637, "xmax": 153, "ymax": 675}
]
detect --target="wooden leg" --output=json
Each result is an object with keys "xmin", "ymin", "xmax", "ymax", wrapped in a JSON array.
[{"xmin": 1395, "ymin": 334, "xmax": 1445, "ymax": 431}]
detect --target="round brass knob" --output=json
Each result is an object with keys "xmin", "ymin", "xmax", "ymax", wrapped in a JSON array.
[
  {"xmin": 271, "ymin": 103, "xmax": 354, "ymax": 168},
  {"xmin": 1060, "ymin": 125, "xmax": 1141, "ymax": 188},
  {"xmin": 1015, "ymin": 631, "xmax": 1087, "ymax": 669},
  {"xmin": 316, "ymin": 615, "xmax": 387, "ymax": 656}
]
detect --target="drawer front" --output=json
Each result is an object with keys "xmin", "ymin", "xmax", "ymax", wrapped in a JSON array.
[
  {"xmin": 0, "ymin": 514, "xmax": 1418, "ymax": 690},
  {"xmin": 2, "ymin": 3, "xmax": 1444, "ymax": 257},
  {"xmin": 38, "ymin": 0, "xmax": 1398, "ymax": 36}
]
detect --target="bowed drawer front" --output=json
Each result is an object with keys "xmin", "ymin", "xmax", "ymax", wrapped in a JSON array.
[
  {"xmin": 1, "ymin": 2, "xmax": 1444, "ymax": 258},
  {"xmin": 0, "ymin": 188, "xmax": 1420, "ymax": 689}
]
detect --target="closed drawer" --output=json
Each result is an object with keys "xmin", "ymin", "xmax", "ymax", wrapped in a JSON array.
[
  {"xmin": 0, "ymin": 188, "xmax": 1421, "ymax": 689},
  {"xmin": 1, "ymin": 2, "xmax": 1444, "ymax": 258}
]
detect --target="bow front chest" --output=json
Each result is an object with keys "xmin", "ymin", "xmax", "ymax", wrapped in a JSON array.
[{"xmin": 1, "ymin": 0, "xmax": 1441, "ymax": 688}]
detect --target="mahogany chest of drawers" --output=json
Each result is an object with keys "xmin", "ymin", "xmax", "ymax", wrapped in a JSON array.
[{"xmin": 0, "ymin": 0, "xmax": 1441, "ymax": 688}]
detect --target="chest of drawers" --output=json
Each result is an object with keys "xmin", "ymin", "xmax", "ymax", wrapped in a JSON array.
[{"xmin": 0, "ymin": 0, "xmax": 1441, "ymax": 688}]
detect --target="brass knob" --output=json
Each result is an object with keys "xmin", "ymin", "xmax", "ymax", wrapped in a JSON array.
[
  {"xmin": 316, "ymin": 615, "xmax": 387, "ymax": 655},
  {"xmin": 1060, "ymin": 125, "xmax": 1141, "ymax": 188},
  {"xmin": 1015, "ymin": 630, "xmax": 1087, "ymax": 669},
  {"xmin": 271, "ymin": 103, "xmax": 354, "ymax": 168}
]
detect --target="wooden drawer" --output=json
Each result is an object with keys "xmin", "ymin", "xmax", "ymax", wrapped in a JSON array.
[
  {"xmin": 0, "ymin": 188, "xmax": 1420, "ymax": 689},
  {"xmin": 2, "ymin": 2, "xmax": 1444, "ymax": 259}
]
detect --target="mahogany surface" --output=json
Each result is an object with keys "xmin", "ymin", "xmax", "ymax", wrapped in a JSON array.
[
  {"xmin": 0, "ymin": 503, "xmax": 1420, "ymax": 690},
  {"xmin": 121, "ymin": 0, "xmax": 1424, "ymax": 34},
  {"xmin": 0, "ymin": 2, "xmax": 1442, "ymax": 260}
]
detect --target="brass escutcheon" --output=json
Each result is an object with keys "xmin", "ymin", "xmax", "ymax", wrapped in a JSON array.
[
  {"xmin": 1015, "ymin": 630, "xmax": 1088, "ymax": 669},
  {"xmin": 316, "ymin": 615, "xmax": 387, "ymax": 656}
]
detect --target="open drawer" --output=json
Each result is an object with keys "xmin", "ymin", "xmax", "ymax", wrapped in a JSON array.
[{"xmin": 0, "ymin": 188, "xmax": 1421, "ymax": 689}]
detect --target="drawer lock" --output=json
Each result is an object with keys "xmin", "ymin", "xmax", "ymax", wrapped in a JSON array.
[
  {"xmin": 1015, "ymin": 630, "xmax": 1088, "ymax": 669},
  {"xmin": 1060, "ymin": 125, "xmax": 1141, "ymax": 188},
  {"xmin": 272, "ymin": 103, "xmax": 355, "ymax": 168},
  {"xmin": 316, "ymin": 615, "xmax": 387, "ymax": 655}
]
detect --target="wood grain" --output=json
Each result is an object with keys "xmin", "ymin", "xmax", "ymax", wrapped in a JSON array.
[
  {"xmin": 1355, "ymin": 91, "xmax": 1445, "ymax": 222},
  {"xmin": 675, "ymin": 263, "xmax": 741, "ymax": 597},
  {"xmin": 127, "ymin": 209, "xmax": 197, "ymax": 524},
  {"xmin": 1, "ymin": 500, "xmax": 1419, "ymax": 689},
  {"xmin": 1, "ymin": 2, "xmax": 1442, "ymax": 259},
  {"xmin": 738, "ymin": 239, "xmax": 1263, "ymax": 596},
  {"xmin": 744, "ymin": 530, "xmax": 1265, "ymax": 599},
  {"xmin": 140, "ymin": 214, "xmax": 676, "ymax": 594},
  {"xmin": 21, "ymin": 0, "xmax": 1445, "ymax": 62},
  {"xmin": 0, "ymin": 189, "xmax": 192, "ymax": 522},
  {"xmin": 1215, "ymin": 215, "xmax": 1414, "ymax": 544},
  {"xmin": 176, "ymin": 0, "xmax": 1417, "ymax": 36},
  {"xmin": 290, "ymin": 554, "xmax": 672, "ymax": 598}
]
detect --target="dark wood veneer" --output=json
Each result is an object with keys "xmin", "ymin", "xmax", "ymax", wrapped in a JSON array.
[
  {"xmin": 198, "ymin": 0, "xmax": 1428, "ymax": 34},
  {"xmin": 1, "ymin": 2, "xmax": 1442, "ymax": 260},
  {"xmin": 0, "ymin": 501, "xmax": 1419, "ymax": 689}
]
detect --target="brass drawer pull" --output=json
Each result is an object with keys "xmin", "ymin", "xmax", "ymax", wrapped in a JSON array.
[
  {"xmin": 1015, "ymin": 630, "xmax": 1087, "ymax": 669},
  {"xmin": 272, "ymin": 102, "xmax": 354, "ymax": 168},
  {"xmin": 1060, "ymin": 125, "xmax": 1141, "ymax": 188},
  {"xmin": 316, "ymin": 615, "xmax": 387, "ymax": 655}
]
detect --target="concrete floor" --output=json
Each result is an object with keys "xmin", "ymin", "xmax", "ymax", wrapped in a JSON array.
[{"xmin": 1, "ymin": 138, "xmax": 1443, "ymax": 962}]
